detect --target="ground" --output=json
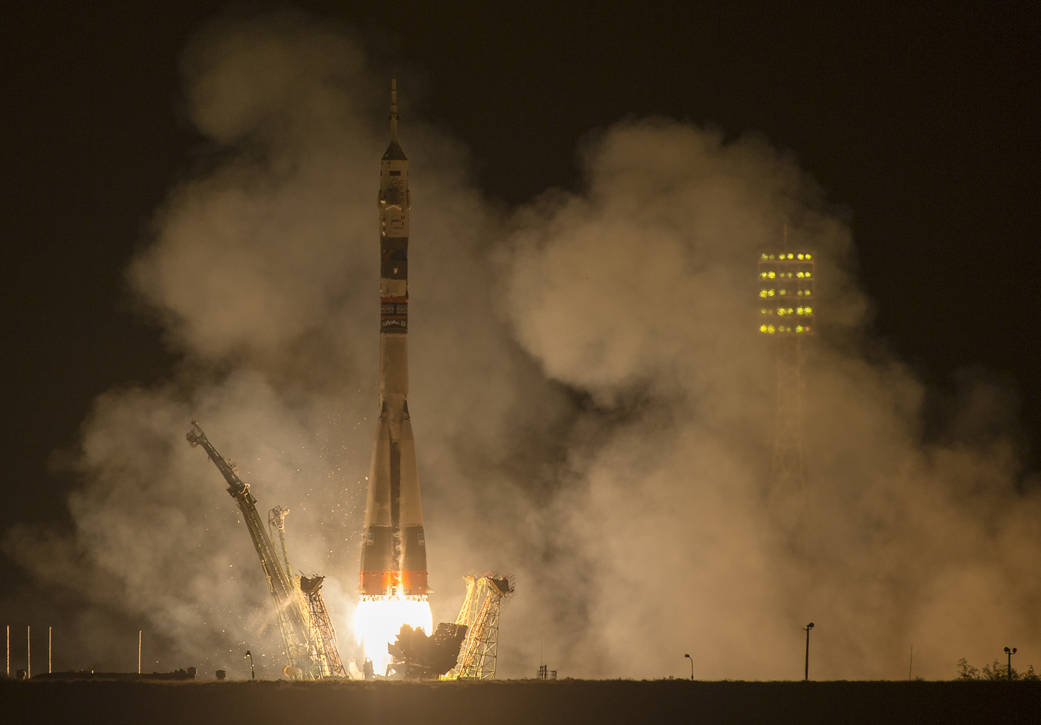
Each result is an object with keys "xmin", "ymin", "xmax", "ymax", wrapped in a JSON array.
[{"xmin": 3, "ymin": 679, "xmax": 1041, "ymax": 724}]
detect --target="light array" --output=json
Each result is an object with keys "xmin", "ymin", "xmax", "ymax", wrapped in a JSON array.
[{"xmin": 758, "ymin": 252, "xmax": 815, "ymax": 335}]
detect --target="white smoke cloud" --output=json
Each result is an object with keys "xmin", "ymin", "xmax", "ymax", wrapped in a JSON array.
[
  {"xmin": 5, "ymin": 10, "xmax": 1039, "ymax": 681},
  {"xmin": 495, "ymin": 119, "xmax": 1041, "ymax": 678}
]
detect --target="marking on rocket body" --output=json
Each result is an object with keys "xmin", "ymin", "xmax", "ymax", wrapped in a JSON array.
[{"xmin": 380, "ymin": 299, "xmax": 408, "ymax": 333}]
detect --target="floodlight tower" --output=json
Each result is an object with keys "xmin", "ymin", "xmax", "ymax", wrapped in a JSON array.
[{"xmin": 757, "ymin": 233, "xmax": 815, "ymax": 528}]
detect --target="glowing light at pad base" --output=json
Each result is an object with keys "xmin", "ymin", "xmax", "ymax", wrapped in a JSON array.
[{"xmin": 354, "ymin": 593, "xmax": 432, "ymax": 675}]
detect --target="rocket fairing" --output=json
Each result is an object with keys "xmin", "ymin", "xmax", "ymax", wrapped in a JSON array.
[{"xmin": 359, "ymin": 80, "xmax": 429, "ymax": 598}]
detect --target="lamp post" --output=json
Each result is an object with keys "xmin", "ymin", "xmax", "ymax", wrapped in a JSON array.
[
  {"xmin": 1004, "ymin": 646, "xmax": 1017, "ymax": 680},
  {"xmin": 684, "ymin": 653, "xmax": 693, "ymax": 681},
  {"xmin": 803, "ymin": 622, "xmax": 815, "ymax": 681}
]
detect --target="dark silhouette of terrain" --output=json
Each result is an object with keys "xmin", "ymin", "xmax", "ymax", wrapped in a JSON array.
[{"xmin": 3, "ymin": 679, "xmax": 1040, "ymax": 724}]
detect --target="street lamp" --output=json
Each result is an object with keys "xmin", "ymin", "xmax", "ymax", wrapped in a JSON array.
[
  {"xmin": 684, "ymin": 653, "xmax": 694, "ymax": 681},
  {"xmin": 1004, "ymin": 646, "xmax": 1017, "ymax": 680},
  {"xmin": 803, "ymin": 623, "xmax": 815, "ymax": 681}
]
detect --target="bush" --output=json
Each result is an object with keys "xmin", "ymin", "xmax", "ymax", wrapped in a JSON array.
[{"xmin": 957, "ymin": 657, "xmax": 1039, "ymax": 681}]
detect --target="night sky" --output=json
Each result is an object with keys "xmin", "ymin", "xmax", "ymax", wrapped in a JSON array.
[{"xmin": 3, "ymin": 1, "xmax": 1040, "ymax": 670}]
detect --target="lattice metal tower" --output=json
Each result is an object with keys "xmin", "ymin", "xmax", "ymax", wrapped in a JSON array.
[
  {"xmin": 758, "ymin": 240, "xmax": 815, "ymax": 527},
  {"xmin": 447, "ymin": 575, "xmax": 514, "ymax": 680},
  {"xmin": 268, "ymin": 506, "xmax": 346, "ymax": 678},
  {"xmin": 300, "ymin": 575, "xmax": 347, "ymax": 678}
]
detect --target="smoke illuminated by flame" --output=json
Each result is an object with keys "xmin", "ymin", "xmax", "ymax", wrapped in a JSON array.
[{"xmin": 353, "ymin": 593, "xmax": 433, "ymax": 675}]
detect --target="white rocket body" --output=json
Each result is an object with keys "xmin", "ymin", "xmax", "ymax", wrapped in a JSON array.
[{"xmin": 359, "ymin": 81, "xmax": 428, "ymax": 597}]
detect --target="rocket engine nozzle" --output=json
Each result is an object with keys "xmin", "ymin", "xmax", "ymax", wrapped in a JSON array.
[{"xmin": 359, "ymin": 569, "xmax": 429, "ymax": 597}]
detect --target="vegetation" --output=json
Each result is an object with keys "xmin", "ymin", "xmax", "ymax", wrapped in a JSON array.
[{"xmin": 957, "ymin": 657, "xmax": 1039, "ymax": 681}]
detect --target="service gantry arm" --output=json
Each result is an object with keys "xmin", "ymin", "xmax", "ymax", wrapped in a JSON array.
[
  {"xmin": 268, "ymin": 505, "xmax": 295, "ymax": 581},
  {"xmin": 299, "ymin": 574, "xmax": 347, "ymax": 678},
  {"xmin": 269, "ymin": 507, "xmax": 346, "ymax": 678},
  {"xmin": 186, "ymin": 421, "xmax": 320, "ymax": 678},
  {"xmin": 448, "ymin": 575, "xmax": 514, "ymax": 680}
]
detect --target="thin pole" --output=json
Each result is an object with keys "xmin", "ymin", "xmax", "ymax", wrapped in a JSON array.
[
  {"xmin": 908, "ymin": 644, "xmax": 913, "ymax": 680},
  {"xmin": 803, "ymin": 623, "xmax": 814, "ymax": 681},
  {"xmin": 6, "ymin": 625, "xmax": 9, "ymax": 676},
  {"xmin": 48, "ymin": 626, "xmax": 52, "ymax": 674},
  {"xmin": 1004, "ymin": 646, "xmax": 1017, "ymax": 680},
  {"xmin": 138, "ymin": 630, "xmax": 142, "ymax": 675},
  {"xmin": 804, "ymin": 629, "xmax": 809, "ymax": 681},
  {"xmin": 27, "ymin": 625, "xmax": 31, "ymax": 679}
]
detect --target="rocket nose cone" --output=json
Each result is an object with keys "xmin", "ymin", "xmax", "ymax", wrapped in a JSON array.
[{"xmin": 382, "ymin": 140, "xmax": 407, "ymax": 161}]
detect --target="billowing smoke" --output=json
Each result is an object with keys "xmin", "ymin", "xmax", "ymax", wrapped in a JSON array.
[{"xmin": 5, "ymin": 10, "xmax": 1040, "ymax": 680}]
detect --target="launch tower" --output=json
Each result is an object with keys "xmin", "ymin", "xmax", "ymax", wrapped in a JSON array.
[
  {"xmin": 186, "ymin": 422, "xmax": 342, "ymax": 678},
  {"xmin": 446, "ymin": 575, "xmax": 514, "ymax": 680}
]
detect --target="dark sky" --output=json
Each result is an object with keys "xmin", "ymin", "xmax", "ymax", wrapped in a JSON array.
[{"xmin": 3, "ymin": 0, "xmax": 1039, "ymax": 616}]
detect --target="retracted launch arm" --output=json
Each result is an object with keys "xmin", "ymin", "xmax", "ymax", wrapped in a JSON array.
[
  {"xmin": 185, "ymin": 421, "xmax": 320, "ymax": 678},
  {"xmin": 187, "ymin": 422, "xmax": 255, "ymax": 503}
]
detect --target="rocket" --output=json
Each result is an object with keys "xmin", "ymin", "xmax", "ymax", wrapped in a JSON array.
[{"xmin": 359, "ymin": 80, "xmax": 428, "ymax": 597}]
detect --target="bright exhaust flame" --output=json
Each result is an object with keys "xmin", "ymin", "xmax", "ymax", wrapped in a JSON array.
[{"xmin": 354, "ymin": 593, "xmax": 433, "ymax": 675}]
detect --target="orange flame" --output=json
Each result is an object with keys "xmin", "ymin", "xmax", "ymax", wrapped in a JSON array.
[{"xmin": 353, "ymin": 592, "xmax": 432, "ymax": 675}]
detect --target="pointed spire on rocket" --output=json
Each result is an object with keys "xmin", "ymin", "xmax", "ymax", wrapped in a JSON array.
[
  {"xmin": 389, "ymin": 78, "xmax": 399, "ymax": 141},
  {"xmin": 382, "ymin": 79, "xmax": 407, "ymax": 162}
]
